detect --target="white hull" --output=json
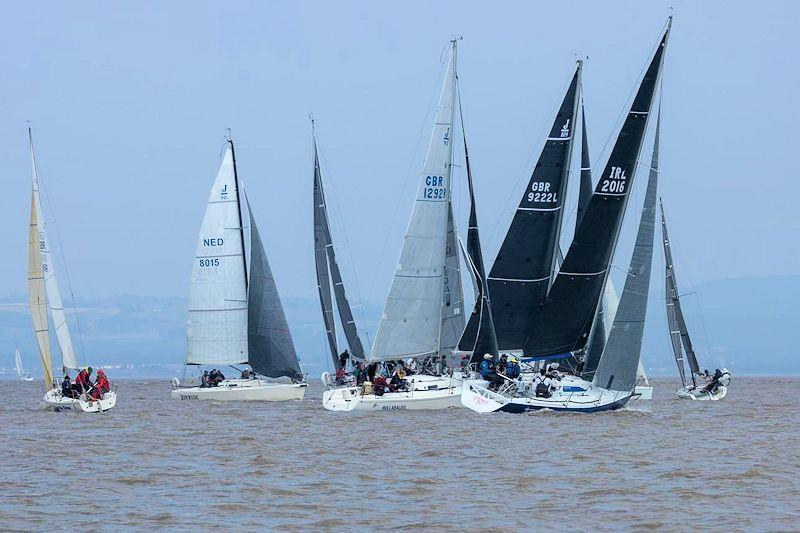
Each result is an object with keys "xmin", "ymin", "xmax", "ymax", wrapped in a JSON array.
[
  {"xmin": 43, "ymin": 388, "xmax": 117, "ymax": 412},
  {"xmin": 677, "ymin": 385, "xmax": 727, "ymax": 401},
  {"xmin": 322, "ymin": 374, "xmax": 462, "ymax": 412},
  {"xmin": 171, "ymin": 379, "xmax": 307, "ymax": 401},
  {"xmin": 461, "ymin": 378, "xmax": 633, "ymax": 413},
  {"xmin": 634, "ymin": 385, "xmax": 653, "ymax": 400},
  {"xmin": 20, "ymin": 376, "xmax": 34, "ymax": 382}
]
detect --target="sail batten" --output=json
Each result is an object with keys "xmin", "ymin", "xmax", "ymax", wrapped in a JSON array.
[
  {"xmin": 523, "ymin": 24, "xmax": 670, "ymax": 357},
  {"xmin": 370, "ymin": 41, "xmax": 458, "ymax": 361},
  {"xmin": 461, "ymin": 63, "xmax": 582, "ymax": 352}
]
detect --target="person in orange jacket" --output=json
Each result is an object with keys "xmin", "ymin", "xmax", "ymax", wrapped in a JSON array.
[
  {"xmin": 89, "ymin": 369, "xmax": 110, "ymax": 400},
  {"xmin": 73, "ymin": 367, "xmax": 93, "ymax": 395}
]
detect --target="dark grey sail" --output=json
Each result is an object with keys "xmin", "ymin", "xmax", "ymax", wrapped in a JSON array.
[
  {"xmin": 461, "ymin": 62, "xmax": 581, "ymax": 351},
  {"xmin": 312, "ymin": 136, "xmax": 366, "ymax": 369},
  {"xmin": 455, "ymin": 100, "xmax": 499, "ymax": 363},
  {"xmin": 247, "ymin": 202, "xmax": 303, "ymax": 380},
  {"xmin": 523, "ymin": 22, "xmax": 670, "ymax": 358},
  {"xmin": 592, "ymin": 112, "xmax": 660, "ymax": 392},
  {"xmin": 313, "ymin": 146, "xmax": 339, "ymax": 369},
  {"xmin": 660, "ymin": 199, "xmax": 700, "ymax": 388}
]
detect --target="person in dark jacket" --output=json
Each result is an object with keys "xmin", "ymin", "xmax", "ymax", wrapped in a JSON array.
[
  {"xmin": 338, "ymin": 350, "xmax": 350, "ymax": 371},
  {"xmin": 479, "ymin": 354, "xmax": 503, "ymax": 391},
  {"xmin": 703, "ymin": 369, "xmax": 723, "ymax": 393},
  {"xmin": 505, "ymin": 356, "xmax": 521, "ymax": 379},
  {"xmin": 62, "ymin": 375, "xmax": 76, "ymax": 398}
]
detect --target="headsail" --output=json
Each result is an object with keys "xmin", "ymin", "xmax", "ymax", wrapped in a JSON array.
[
  {"xmin": 246, "ymin": 199, "xmax": 303, "ymax": 381},
  {"xmin": 28, "ymin": 191, "xmax": 53, "ymax": 389},
  {"xmin": 593, "ymin": 110, "xmax": 661, "ymax": 392},
  {"xmin": 523, "ymin": 22, "xmax": 670, "ymax": 357},
  {"xmin": 370, "ymin": 41, "xmax": 458, "ymax": 361},
  {"xmin": 15, "ymin": 349, "xmax": 25, "ymax": 378},
  {"xmin": 660, "ymin": 199, "xmax": 700, "ymax": 387},
  {"xmin": 186, "ymin": 144, "xmax": 248, "ymax": 366},
  {"xmin": 438, "ymin": 204, "xmax": 465, "ymax": 358},
  {"xmin": 313, "ymin": 135, "xmax": 365, "ymax": 369},
  {"xmin": 462, "ymin": 62, "xmax": 581, "ymax": 352},
  {"xmin": 29, "ymin": 129, "xmax": 78, "ymax": 371}
]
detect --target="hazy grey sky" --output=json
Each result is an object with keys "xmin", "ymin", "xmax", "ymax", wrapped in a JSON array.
[{"xmin": 1, "ymin": 1, "xmax": 797, "ymax": 310}]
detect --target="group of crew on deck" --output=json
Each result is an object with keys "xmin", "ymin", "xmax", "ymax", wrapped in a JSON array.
[
  {"xmin": 60, "ymin": 367, "xmax": 111, "ymax": 401},
  {"xmin": 697, "ymin": 368, "xmax": 725, "ymax": 394},
  {"xmin": 478, "ymin": 354, "xmax": 522, "ymax": 391},
  {"xmin": 334, "ymin": 350, "xmax": 417, "ymax": 395},
  {"xmin": 200, "ymin": 369, "xmax": 226, "ymax": 387}
]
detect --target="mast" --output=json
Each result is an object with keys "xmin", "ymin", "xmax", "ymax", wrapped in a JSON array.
[
  {"xmin": 229, "ymin": 136, "xmax": 248, "ymax": 294},
  {"xmin": 523, "ymin": 19, "xmax": 671, "ymax": 358}
]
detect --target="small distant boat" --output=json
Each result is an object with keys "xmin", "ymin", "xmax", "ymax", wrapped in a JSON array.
[
  {"xmin": 462, "ymin": 20, "xmax": 669, "ymax": 413},
  {"xmin": 26, "ymin": 127, "xmax": 117, "ymax": 412},
  {"xmin": 171, "ymin": 137, "xmax": 306, "ymax": 401},
  {"xmin": 14, "ymin": 349, "xmax": 34, "ymax": 381},
  {"xmin": 660, "ymin": 201, "xmax": 731, "ymax": 400}
]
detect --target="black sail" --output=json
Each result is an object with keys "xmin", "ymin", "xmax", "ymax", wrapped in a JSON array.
[
  {"xmin": 592, "ymin": 111, "xmax": 660, "ymax": 392},
  {"xmin": 312, "ymin": 137, "xmax": 366, "ymax": 368},
  {"xmin": 462, "ymin": 63, "xmax": 581, "ymax": 351},
  {"xmin": 660, "ymin": 199, "xmax": 700, "ymax": 385},
  {"xmin": 523, "ymin": 23, "xmax": 670, "ymax": 357},
  {"xmin": 246, "ymin": 201, "xmax": 303, "ymax": 381},
  {"xmin": 313, "ymin": 143, "xmax": 340, "ymax": 369},
  {"xmin": 455, "ymin": 108, "xmax": 499, "ymax": 362}
]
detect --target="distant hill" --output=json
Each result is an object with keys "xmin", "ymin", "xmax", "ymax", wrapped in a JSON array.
[{"xmin": 1, "ymin": 275, "xmax": 796, "ymax": 378}]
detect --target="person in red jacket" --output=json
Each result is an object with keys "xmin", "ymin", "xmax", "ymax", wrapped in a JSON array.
[
  {"xmin": 89, "ymin": 369, "xmax": 110, "ymax": 400},
  {"xmin": 73, "ymin": 367, "xmax": 93, "ymax": 396}
]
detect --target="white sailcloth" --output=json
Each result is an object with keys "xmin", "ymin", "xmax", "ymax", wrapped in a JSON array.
[
  {"xmin": 30, "ymin": 140, "xmax": 78, "ymax": 370},
  {"xmin": 370, "ymin": 43, "xmax": 458, "ymax": 361},
  {"xmin": 28, "ymin": 192, "xmax": 53, "ymax": 388},
  {"xmin": 186, "ymin": 146, "xmax": 249, "ymax": 365},
  {"xmin": 15, "ymin": 349, "xmax": 25, "ymax": 377}
]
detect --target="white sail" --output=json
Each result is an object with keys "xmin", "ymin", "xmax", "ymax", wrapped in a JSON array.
[
  {"xmin": 30, "ymin": 135, "xmax": 78, "ymax": 371},
  {"xmin": 186, "ymin": 145, "xmax": 249, "ymax": 366},
  {"xmin": 15, "ymin": 349, "xmax": 24, "ymax": 377},
  {"xmin": 28, "ymin": 191, "xmax": 53, "ymax": 388},
  {"xmin": 370, "ymin": 42, "xmax": 458, "ymax": 361}
]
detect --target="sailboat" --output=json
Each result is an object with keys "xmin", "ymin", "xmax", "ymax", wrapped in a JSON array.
[
  {"xmin": 171, "ymin": 138, "xmax": 307, "ymax": 401},
  {"xmin": 27, "ymin": 127, "xmax": 117, "ymax": 412},
  {"xmin": 322, "ymin": 40, "xmax": 465, "ymax": 411},
  {"xmin": 661, "ymin": 201, "xmax": 731, "ymax": 400},
  {"xmin": 14, "ymin": 349, "xmax": 34, "ymax": 381},
  {"xmin": 462, "ymin": 20, "xmax": 669, "ymax": 413}
]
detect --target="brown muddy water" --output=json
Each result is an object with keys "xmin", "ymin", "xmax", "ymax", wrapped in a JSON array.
[{"xmin": 0, "ymin": 377, "xmax": 798, "ymax": 530}]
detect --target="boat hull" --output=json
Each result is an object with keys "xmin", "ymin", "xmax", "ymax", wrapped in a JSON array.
[
  {"xmin": 322, "ymin": 374, "xmax": 462, "ymax": 412},
  {"xmin": 460, "ymin": 379, "xmax": 633, "ymax": 413},
  {"xmin": 634, "ymin": 385, "xmax": 653, "ymax": 400},
  {"xmin": 44, "ymin": 388, "xmax": 81, "ymax": 410},
  {"xmin": 171, "ymin": 379, "xmax": 307, "ymax": 401},
  {"xmin": 79, "ymin": 391, "xmax": 117, "ymax": 413},
  {"xmin": 676, "ymin": 385, "xmax": 727, "ymax": 401},
  {"xmin": 43, "ymin": 388, "xmax": 117, "ymax": 412}
]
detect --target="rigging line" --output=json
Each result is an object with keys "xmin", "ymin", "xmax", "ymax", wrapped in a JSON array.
[
  {"xmin": 364, "ymin": 47, "xmax": 450, "ymax": 333},
  {"xmin": 32, "ymin": 131, "xmax": 88, "ymax": 368}
]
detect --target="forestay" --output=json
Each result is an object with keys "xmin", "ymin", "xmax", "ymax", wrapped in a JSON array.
[
  {"xmin": 593, "ymin": 112, "xmax": 661, "ymax": 393},
  {"xmin": 522, "ymin": 23, "xmax": 669, "ymax": 357},
  {"xmin": 186, "ymin": 146, "xmax": 248, "ymax": 366},
  {"xmin": 461, "ymin": 63, "xmax": 581, "ymax": 351},
  {"xmin": 246, "ymin": 201, "xmax": 303, "ymax": 381},
  {"xmin": 370, "ymin": 41, "xmax": 458, "ymax": 361}
]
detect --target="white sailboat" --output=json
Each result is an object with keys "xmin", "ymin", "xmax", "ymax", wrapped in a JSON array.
[
  {"xmin": 14, "ymin": 349, "xmax": 34, "ymax": 381},
  {"xmin": 322, "ymin": 40, "xmax": 464, "ymax": 411},
  {"xmin": 27, "ymin": 127, "xmax": 117, "ymax": 413},
  {"xmin": 171, "ymin": 138, "xmax": 306, "ymax": 401}
]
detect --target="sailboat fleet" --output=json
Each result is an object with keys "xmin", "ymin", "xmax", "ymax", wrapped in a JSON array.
[{"xmin": 16, "ymin": 17, "xmax": 730, "ymax": 413}]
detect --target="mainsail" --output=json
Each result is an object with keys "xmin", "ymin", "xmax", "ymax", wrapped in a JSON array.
[
  {"xmin": 660, "ymin": 199, "xmax": 700, "ymax": 388},
  {"xmin": 370, "ymin": 41, "xmax": 458, "ymax": 361},
  {"xmin": 313, "ymin": 134, "xmax": 366, "ymax": 369},
  {"xmin": 246, "ymin": 200, "xmax": 303, "ymax": 381},
  {"xmin": 28, "ymin": 192, "xmax": 53, "ymax": 389},
  {"xmin": 186, "ymin": 144, "xmax": 249, "ymax": 366},
  {"xmin": 461, "ymin": 62, "xmax": 581, "ymax": 352},
  {"xmin": 522, "ymin": 22, "xmax": 670, "ymax": 357},
  {"xmin": 593, "ymin": 111, "xmax": 661, "ymax": 392},
  {"xmin": 29, "ymin": 129, "xmax": 78, "ymax": 371}
]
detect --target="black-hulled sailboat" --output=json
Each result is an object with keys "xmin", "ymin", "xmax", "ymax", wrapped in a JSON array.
[
  {"xmin": 661, "ymin": 201, "xmax": 731, "ymax": 400},
  {"xmin": 462, "ymin": 20, "xmax": 669, "ymax": 413}
]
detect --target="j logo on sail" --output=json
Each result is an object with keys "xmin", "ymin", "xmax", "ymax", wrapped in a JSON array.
[
  {"xmin": 560, "ymin": 119, "xmax": 571, "ymax": 138},
  {"xmin": 220, "ymin": 184, "xmax": 228, "ymax": 200},
  {"xmin": 443, "ymin": 128, "xmax": 449, "ymax": 146}
]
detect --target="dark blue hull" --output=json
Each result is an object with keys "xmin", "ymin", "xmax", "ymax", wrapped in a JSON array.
[{"xmin": 499, "ymin": 394, "xmax": 632, "ymax": 414}]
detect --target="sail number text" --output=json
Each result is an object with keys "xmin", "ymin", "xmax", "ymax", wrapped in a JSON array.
[
  {"xmin": 199, "ymin": 258, "xmax": 220, "ymax": 267},
  {"xmin": 423, "ymin": 175, "xmax": 446, "ymax": 200},
  {"xmin": 600, "ymin": 166, "xmax": 627, "ymax": 194},
  {"xmin": 527, "ymin": 181, "xmax": 558, "ymax": 203}
]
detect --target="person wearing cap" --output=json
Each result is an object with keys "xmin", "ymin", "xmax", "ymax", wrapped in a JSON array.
[
  {"xmin": 89, "ymin": 369, "xmax": 110, "ymax": 400},
  {"xmin": 479, "ymin": 354, "xmax": 503, "ymax": 391},
  {"xmin": 61, "ymin": 374, "xmax": 76, "ymax": 398},
  {"xmin": 505, "ymin": 356, "xmax": 521, "ymax": 379}
]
